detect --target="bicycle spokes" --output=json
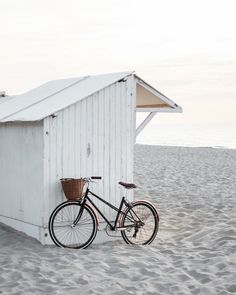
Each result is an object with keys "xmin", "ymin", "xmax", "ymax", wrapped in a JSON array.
[{"xmin": 120, "ymin": 201, "xmax": 159, "ymax": 245}]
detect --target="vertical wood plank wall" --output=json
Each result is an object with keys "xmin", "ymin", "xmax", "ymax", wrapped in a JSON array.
[
  {"xmin": 43, "ymin": 77, "xmax": 136, "ymax": 225},
  {"xmin": 0, "ymin": 122, "xmax": 44, "ymax": 237}
]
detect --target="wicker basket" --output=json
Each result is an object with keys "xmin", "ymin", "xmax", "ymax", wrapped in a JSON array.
[{"xmin": 60, "ymin": 178, "xmax": 85, "ymax": 200}]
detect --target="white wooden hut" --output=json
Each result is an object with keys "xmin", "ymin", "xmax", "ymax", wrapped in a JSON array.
[{"xmin": 0, "ymin": 72, "xmax": 182, "ymax": 244}]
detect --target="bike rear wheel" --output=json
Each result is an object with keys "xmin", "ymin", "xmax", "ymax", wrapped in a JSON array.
[
  {"xmin": 120, "ymin": 201, "xmax": 159, "ymax": 245},
  {"xmin": 49, "ymin": 201, "xmax": 97, "ymax": 249}
]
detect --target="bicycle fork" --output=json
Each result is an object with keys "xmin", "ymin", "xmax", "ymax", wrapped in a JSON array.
[{"xmin": 72, "ymin": 203, "xmax": 85, "ymax": 227}]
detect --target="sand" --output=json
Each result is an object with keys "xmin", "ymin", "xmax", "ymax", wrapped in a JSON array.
[{"xmin": 0, "ymin": 145, "xmax": 236, "ymax": 294}]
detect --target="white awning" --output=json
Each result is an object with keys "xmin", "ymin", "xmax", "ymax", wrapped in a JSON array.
[
  {"xmin": 134, "ymin": 75, "xmax": 182, "ymax": 137},
  {"xmin": 135, "ymin": 75, "xmax": 182, "ymax": 113}
]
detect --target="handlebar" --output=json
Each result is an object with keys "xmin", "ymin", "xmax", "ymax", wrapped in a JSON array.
[
  {"xmin": 83, "ymin": 176, "xmax": 102, "ymax": 183},
  {"xmin": 91, "ymin": 176, "xmax": 102, "ymax": 180}
]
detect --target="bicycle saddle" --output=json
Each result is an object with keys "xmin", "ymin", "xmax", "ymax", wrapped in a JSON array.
[{"xmin": 118, "ymin": 181, "xmax": 137, "ymax": 189}]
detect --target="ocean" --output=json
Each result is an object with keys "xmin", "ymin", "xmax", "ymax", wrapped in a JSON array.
[{"xmin": 136, "ymin": 124, "xmax": 236, "ymax": 149}]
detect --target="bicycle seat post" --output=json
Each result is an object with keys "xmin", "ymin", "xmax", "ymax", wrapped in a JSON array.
[{"xmin": 123, "ymin": 187, "xmax": 128, "ymax": 199}]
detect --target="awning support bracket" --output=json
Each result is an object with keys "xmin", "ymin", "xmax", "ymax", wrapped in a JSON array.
[{"xmin": 136, "ymin": 112, "xmax": 157, "ymax": 138}]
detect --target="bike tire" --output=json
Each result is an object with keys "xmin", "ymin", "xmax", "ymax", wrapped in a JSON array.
[
  {"xmin": 120, "ymin": 200, "xmax": 159, "ymax": 245},
  {"xmin": 49, "ymin": 201, "xmax": 98, "ymax": 249}
]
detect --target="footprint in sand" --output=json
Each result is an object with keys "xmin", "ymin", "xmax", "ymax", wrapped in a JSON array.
[{"xmin": 227, "ymin": 284, "xmax": 236, "ymax": 293}]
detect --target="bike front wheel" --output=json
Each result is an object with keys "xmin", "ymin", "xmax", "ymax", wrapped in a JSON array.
[
  {"xmin": 120, "ymin": 201, "xmax": 159, "ymax": 245},
  {"xmin": 49, "ymin": 201, "xmax": 98, "ymax": 249}
]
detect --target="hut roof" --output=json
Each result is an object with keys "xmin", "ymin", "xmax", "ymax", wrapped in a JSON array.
[{"xmin": 0, "ymin": 72, "xmax": 181, "ymax": 122}]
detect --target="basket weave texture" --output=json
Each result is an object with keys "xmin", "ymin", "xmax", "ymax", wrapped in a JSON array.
[{"xmin": 60, "ymin": 178, "xmax": 85, "ymax": 200}]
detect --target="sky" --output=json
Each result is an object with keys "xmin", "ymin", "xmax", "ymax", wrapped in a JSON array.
[{"xmin": 1, "ymin": 0, "xmax": 236, "ymax": 146}]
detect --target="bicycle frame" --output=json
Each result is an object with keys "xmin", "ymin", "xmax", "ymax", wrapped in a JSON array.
[{"xmin": 79, "ymin": 187, "xmax": 134, "ymax": 231}]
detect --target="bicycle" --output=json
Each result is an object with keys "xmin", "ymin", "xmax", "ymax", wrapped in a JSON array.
[{"xmin": 49, "ymin": 177, "xmax": 159, "ymax": 249}]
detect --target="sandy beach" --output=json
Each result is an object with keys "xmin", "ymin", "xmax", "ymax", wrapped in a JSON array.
[{"xmin": 0, "ymin": 144, "xmax": 236, "ymax": 295}]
